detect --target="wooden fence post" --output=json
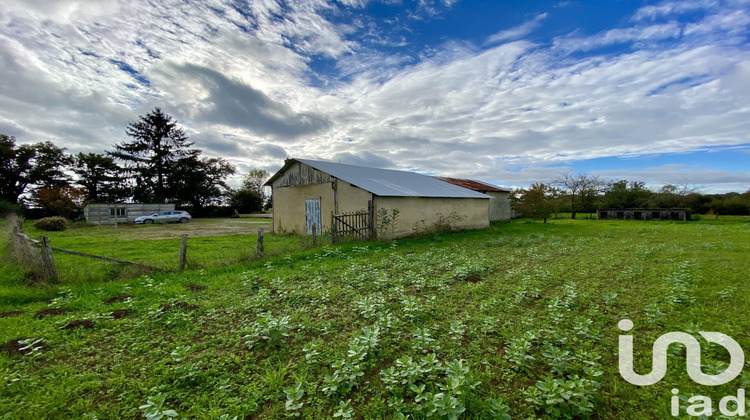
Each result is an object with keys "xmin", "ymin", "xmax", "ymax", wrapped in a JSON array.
[
  {"xmin": 331, "ymin": 213, "xmax": 338, "ymax": 245},
  {"xmin": 312, "ymin": 223, "xmax": 317, "ymax": 247},
  {"xmin": 257, "ymin": 227, "xmax": 264, "ymax": 253},
  {"xmin": 179, "ymin": 234, "xmax": 188, "ymax": 271},
  {"xmin": 39, "ymin": 235, "xmax": 58, "ymax": 283},
  {"xmin": 367, "ymin": 200, "xmax": 375, "ymax": 240}
]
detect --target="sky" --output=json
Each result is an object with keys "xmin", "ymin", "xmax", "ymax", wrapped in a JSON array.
[{"xmin": 1, "ymin": 0, "xmax": 749, "ymax": 193}]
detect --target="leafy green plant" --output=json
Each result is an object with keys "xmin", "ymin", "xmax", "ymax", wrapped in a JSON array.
[
  {"xmin": 139, "ymin": 394, "xmax": 178, "ymax": 420},
  {"xmin": 411, "ymin": 327, "xmax": 438, "ymax": 353},
  {"xmin": 323, "ymin": 326, "xmax": 380, "ymax": 396},
  {"xmin": 506, "ymin": 338, "xmax": 534, "ymax": 371},
  {"xmin": 377, "ymin": 208, "xmax": 400, "ymax": 238},
  {"xmin": 541, "ymin": 345, "xmax": 575, "ymax": 376},
  {"xmin": 525, "ymin": 375, "xmax": 600, "ymax": 419},
  {"xmin": 283, "ymin": 382, "xmax": 305, "ymax": 417},
  {"xmin": 333, "ymin": 399, "xmax": 354, "ymax": 418},
  {"xmin": 170, "ymin": 345, "xmax": 197, "ymax": 378},
  {"xmin": 448, "ymin": 320, "xmax": 465, "ymax": 341},
  {"xmin": 302, "ymin": 342, "xmax": 320, "ymax": 364},
  {"xmin": 489, "ymin": 398, "xmax": 512, "ymax": 419},
  {"xmin": 602, "ymin": 291, "xmax": 618, "ymax": 306},
  {"xmin": 170, "ymin": 345, "xmax": 191, "ymax": 362},
  {"xmin": 380, "ymin": 356, "xmax": 479, "ymax": 418},
  {"xmin": 244, "ymin": 313, "xmax": 293, "ymax": 349}
]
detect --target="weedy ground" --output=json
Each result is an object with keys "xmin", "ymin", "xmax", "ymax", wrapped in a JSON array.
[{"xmin": 1, "ymin": 216, "xmax": 749, "ymax": 419}]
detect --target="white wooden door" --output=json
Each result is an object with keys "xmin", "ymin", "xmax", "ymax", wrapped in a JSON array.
[{"xmin": 305, "ymin": 198, "xmax": 321, "ymax": 234}]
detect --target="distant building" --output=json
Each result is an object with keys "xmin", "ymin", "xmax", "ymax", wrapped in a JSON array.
[
  {"xmin": 433, "ymin": 177, "xmax": 512, "ymax": 221},
  {"xmin": 265, "ymin": 158, "xmax": 492, "ymax": 238},
  {"xmin": 597, "ymin": 208, "xmax": 690, "ymax": 221},
  {"xmin": 83, "ymin": 203, "xmax": 176, "ymax": 225}
]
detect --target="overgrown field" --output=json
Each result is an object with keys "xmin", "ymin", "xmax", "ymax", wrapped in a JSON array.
[{"xmin": 1, "ymin": 217, "xmax": 749, "ymax": 418}]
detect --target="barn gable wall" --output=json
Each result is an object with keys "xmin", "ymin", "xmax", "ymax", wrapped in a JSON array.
[
  {"xmin": 272, "ymin": 174, "xmax": 371, "ymax": 234},
  {"xmin": 270, "ymin": 161, "xmax": 333, "ymax": 188}
]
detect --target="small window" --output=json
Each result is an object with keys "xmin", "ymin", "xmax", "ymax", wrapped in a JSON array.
[
  {"xmin": 616, "ymin": 211, "xmax": 625, "ymax": 219},
  {"xmin": 634, "ymin": 212, "xmax": 642, "ymax": 220},
  {"xmin": 110, "ymin": 207, "xmax": 126, "ymax": 217},
  {"xmin": 652, "ymin": 211, "xmax": 661, "ymax": 219},
  {"xmin": 599, "ymin": 211, "xmax": 608, "ymax": 219}
]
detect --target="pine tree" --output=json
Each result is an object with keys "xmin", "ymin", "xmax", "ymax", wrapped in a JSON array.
[{"xmin": 110, "ymin": 108, "xmax": 198, "ymax": 203}]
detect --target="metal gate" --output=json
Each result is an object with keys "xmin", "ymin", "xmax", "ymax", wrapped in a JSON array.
[{"xmin": 305, "ymin": 198, "xmax": 321, "ymax": 234}]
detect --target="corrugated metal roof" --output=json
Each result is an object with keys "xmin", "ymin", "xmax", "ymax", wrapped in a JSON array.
[
  {"xmin": 433, "ymin": 177, "xmax": 510, "ymax": 193},
  {"xmin": 267, "ymin": 158, "xmax": 491, "ymax": 199}
]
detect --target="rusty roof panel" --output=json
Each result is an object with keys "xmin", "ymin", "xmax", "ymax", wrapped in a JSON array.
[{"xmin": 433, "ymin": 177, "xmax": 510, "ymax": 193}]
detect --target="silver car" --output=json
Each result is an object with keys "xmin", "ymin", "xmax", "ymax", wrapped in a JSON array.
[{"xmin": 134, "ymin": 211, "xmax": 192, "ymax": 224}]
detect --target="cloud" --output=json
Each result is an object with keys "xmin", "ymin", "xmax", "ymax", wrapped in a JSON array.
[
  {"xmin": 2, "ymin": 0, "xmax": 121, "ymax": 24},
  {"xmin": 485, "ymin": 13, "xmax": 548, "ymax": 45},
  {"xmin": 169, "ymin": 64, "xmax": 331, "ymax": 140},
  {"xmin": 632, "ymin": 0, "xmax": 719, "ymax": 21},
  {"xmin": 552, "ymin": 22, "xmax": 683, "ymax": 52}
]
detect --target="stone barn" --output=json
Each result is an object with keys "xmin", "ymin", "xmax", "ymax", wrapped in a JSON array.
[
  {"xmin": 597, "ymin": 208, "xmax": 691, "ymax": 221},
  {"xmin": 83, "ymin": 203, "xmax": 176, "ymax": 225},
  {"xmin": 265, "ymin": 158, "xmax": 492, "ymax": 238},
  {"xmin": 434, "ymin": 177, "xmax": 512, "ymax": 221}
]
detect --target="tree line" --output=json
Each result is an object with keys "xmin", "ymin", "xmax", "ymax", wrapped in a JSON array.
[
  {"xmin": 0, "ymin": 108, "xmax": 268, "ymax": 219},
  {"xmin": 514, "ymin": 171, "xmax": 750, "ymax": 222}
]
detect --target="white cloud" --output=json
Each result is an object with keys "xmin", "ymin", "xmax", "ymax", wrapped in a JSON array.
[
  {"xmin": 485, "ymin": 13, "xmax": 548, "ymax": 45},
  {"xmin": 552, "ymin": 22, "xmax": 683, "ymax": 52},
  {"xmin": 632, "ymin": 0, "xmax": 719, "ymax": 21}
]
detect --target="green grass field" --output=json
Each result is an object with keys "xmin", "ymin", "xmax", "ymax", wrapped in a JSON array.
[{"xmin": 1, "ymin": 217, "xmax": 749, "ymax": 418}]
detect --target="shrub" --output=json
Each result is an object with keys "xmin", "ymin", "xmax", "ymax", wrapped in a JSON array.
[{"xmin": 33, "ymin": 217, "xmax": 68, "ymax": 231}]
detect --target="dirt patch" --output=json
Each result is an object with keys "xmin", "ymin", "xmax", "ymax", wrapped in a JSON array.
[
  {"xmin": 34, "ymin": 308, "xmax": 67, "ymax": 318},
  {"xmin": 111, "ymin": 309, "xmax": 133, "ymax": 319},
  {"xmin": 464, "ymin": 275, "xmax": 483, "ymax": 283},
  {"xmin": 0, "ymin": 338, "xmax": 34, "ymax": 355},
  {"xmin": 126, "ymin": 219, "xmax": 272, "ymax": 240},
  {"xmin": 104, "ymin": 294, "xmax": 132, "ymax": 305},
  {"xmin": 186, "ymin": 284, "xmax": 206, "ymax": 291},
  {"xmin": 160, "ymin": 301, "xmax": 199, "ymax": 312},
  {"xmin": 0, "ymin": 310, "xmax": 24, "ymax": 318},
  {"xmin": 62, "ymin": 320, "xmax": 95, "ymax": 330}
]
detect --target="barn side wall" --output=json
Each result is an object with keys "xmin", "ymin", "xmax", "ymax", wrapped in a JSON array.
[
  {"xmin": 486, "ymin": 191, "xmax": 511, "ymax": 221},
  {"xmin": 374, "ymin": 196, "xmax": 490, "ymax": 238}
]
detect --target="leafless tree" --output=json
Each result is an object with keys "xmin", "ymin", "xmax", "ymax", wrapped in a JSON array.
[{"xmin": 553, "ymin": 171, "xmax": 604, "ymax": 219}]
